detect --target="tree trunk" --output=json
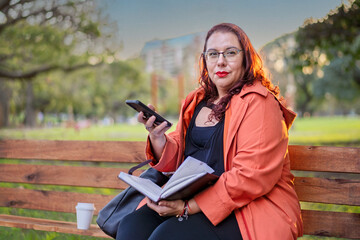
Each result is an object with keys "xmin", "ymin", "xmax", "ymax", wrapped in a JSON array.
[
  {"xmin": 24, "ymin": 81, "xmax": 36, "ymax": 127},
  {"xmin": 353, "ymin": 66, "xmax": 360, "ymax": 87},
  {"xmin": 0, "ymin": 102, "xmax": 4, "ymax": 128},
  {"xmin": 0, "ymin": 82, "xmax": 10, "ymax": 127},
  {"xmin": 293, "ymin": 74, "xmax": 314, "ymax": 117}
]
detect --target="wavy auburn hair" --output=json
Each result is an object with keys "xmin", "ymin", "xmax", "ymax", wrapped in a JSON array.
[{"xmin": 199, "ymin": 23, "xmax": 280, "ymax": 121}]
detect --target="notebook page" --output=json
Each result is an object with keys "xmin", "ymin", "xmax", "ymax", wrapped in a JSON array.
[{"xmin": 118, "ymin": 172, "xmax": 162, "ymax": 202}]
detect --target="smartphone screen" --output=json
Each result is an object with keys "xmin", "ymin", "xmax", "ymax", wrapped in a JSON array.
[{"xmin": 126, "ymin": 100, "xmax": 172, "ymax": 127}]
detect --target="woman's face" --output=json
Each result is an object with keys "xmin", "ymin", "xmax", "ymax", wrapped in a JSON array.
[{"xmin": 205, "ymin": 31, "xmax": 244, "ymax": 98}]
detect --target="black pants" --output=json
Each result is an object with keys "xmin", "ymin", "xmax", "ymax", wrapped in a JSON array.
[{"xmin": 116, "ymin": 205, "xmax": 243, "ymax": 240}]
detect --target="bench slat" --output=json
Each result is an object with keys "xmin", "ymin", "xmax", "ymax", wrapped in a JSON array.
[
  {"xmin": 0, "ymin": 188, "xmax": 115, "ymax": 215},
  {"xmin": 0, "ymin": 164, "xmax": 138, "ymax": 189},
  {"xmin": 295, "ymin": 177, "xmax": 360, "ymax": 206},
  {"xmin": 1, "ymin": 140, "xmax": 359, "ymax": 173},
  {"xmin": 2, "ymin": 164, "xmax": 359, "ymax": 206},
  {"xmin": 289, "ymin": 145, "xmax": 360, "ymax": 173},
  {"xmin": 0, "ymin": 140, "xmax": 145, "ymax": 162},
  {"xmin": 0, "ymin": 214, "xmax": 110, "ymax": 238},
  {"xmin": 302, "ymin": 210, "xmax": 360, "ymax": 239},
  {"xmin": 0, "ymin": 210, "xmax": 359, "ymax": 239}
]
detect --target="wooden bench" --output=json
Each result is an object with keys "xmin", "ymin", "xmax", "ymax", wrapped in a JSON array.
[{"xmin": 0, "ymin": 139, "xmax": 359, "ymax": 239}]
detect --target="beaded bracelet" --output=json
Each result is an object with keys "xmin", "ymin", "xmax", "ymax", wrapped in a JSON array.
[{"xmin": 177, "ymin": 200, "xmax": 190, "ymax": 221}]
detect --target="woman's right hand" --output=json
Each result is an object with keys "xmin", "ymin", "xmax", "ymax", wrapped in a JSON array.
[{"xmin": 137, "ymin": 105, "xmax": 170, "ymax": 159}]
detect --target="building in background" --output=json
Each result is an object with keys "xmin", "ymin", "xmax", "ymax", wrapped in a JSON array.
[
  {"xmin": 140, "ymin": 32, "xmax": 205, "ymax": 110},
  {"xmin": 141, "ymin": 32, "xmax": 205, "ymax": 78}
]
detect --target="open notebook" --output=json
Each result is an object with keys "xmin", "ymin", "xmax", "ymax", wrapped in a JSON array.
[{"xmin": 118, "ymin": 156, "xmax": 219, "ymax": 203}]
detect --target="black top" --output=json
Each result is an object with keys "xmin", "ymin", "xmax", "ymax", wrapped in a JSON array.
[{"xmin": 184, "ymin": 100, "xmax": 225, "ymax": 176}]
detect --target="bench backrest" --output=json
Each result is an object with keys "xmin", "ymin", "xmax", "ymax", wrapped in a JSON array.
[
  {"xmin": 289, "ymin": 145, "xmax": 360, "ymax": 238},
  {"xmin": 0, "ymin": 140, "xmax": 145, "ymax": 215},
  {"xmin": 0, "ymin": 140, "xmax": 359, "ymax": 238}
]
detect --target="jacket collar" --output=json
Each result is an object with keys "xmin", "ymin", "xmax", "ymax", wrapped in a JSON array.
[
  {"xmin": 239, "ymin": 80, "xmax": 296, "ymax": 130},
  {"xmin": 239, "ymin": 80, "xmax": 268, "ymax": 98}
]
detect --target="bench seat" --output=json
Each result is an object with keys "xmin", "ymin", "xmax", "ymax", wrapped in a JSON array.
[{"xmin": 0, "ymin": 214, "xmax": 110, "ymax": 238}]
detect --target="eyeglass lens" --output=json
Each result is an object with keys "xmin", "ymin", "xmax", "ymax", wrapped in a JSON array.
[{"xmin": 205, "ymin": 48, "xmax": 241, "ymax": 62}]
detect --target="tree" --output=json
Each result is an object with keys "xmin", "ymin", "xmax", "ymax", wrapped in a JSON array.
[
  {"xmin": 260, "ymin": 33, "xmax": 297, "ymax": 109},
  {"xmin": 0, "ymin": 0, "xmax": 119, "ymax": 126},
  {"xmin": 102, "ymin": 59, "xmax": 150, "ymax": 120},
  {"xmin": 291, "ymin": 0, "xmax": 360, "ymax": 115},
  {"xmin": 0, "ymin": 0, "xmax": 110, "ymax": 79},
  {"xmin": 7, "ymin": 57, "xmax": 150, "ymax": 127},
  {"xmin": 294, "ymin": 0, "xmax": 360, "ymax": 80}
]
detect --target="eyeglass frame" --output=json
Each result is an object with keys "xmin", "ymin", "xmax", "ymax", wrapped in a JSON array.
[{"xmin": 203, "ymin": 48, "xmax": 243, "ymax": 62}]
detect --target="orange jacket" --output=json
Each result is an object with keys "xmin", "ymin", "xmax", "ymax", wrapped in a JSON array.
[{"xmin": 146, "ymin": 80, "xmax": 303, "ymax": 239}]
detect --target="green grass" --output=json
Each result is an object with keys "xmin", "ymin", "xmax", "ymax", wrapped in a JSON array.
[
  {"xmin": 0, "ymin": 123, "xmax": 149, "ymax": 141},
  {"xmin": 289, "ymin": 116, "xmax": 360, "ymax": 147},
  {"xmin": 1, "ymin": 116, "xmax": 359, "ymax": 146},
  {"xmin": 0, "ymin": 116, "xmax": 359, "ymax": 239},
  {"xmin": 0, "ymin": 227, "xmax": 109, "ymax": 240}
]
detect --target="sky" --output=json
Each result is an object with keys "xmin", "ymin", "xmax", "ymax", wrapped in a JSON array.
[{"xmin": 99, "ymin": 0, "xmax": 345, "ymax": 59}]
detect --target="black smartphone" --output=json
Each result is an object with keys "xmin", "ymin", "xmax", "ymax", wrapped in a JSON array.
[{"xmin": 125, "ymin": 100, "xmax": 172, "ymax": 127}]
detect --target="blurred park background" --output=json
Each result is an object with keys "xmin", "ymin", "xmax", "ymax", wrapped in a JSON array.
[
  {"xmin": 0, "ymin": 0, "xmax": 359, "ymax": 147},
  {"xmin": 0, "ymin": 0, "xmax": 359, "ymax": 239}
]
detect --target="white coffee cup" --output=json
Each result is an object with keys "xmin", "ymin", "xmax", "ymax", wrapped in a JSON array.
[{"xmin": 75, "ymin": 203, "xmax": 95, "ymax": 230}]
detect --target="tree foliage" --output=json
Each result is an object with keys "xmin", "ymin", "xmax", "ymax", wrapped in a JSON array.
[
  {"xmin": 290, "ymin": 0, "xmax": 360, "ymax": 115},
  {"xmin": 294, "ymin": 0, "xmax": 360, "ymax": 71},
  {"xmin": 0, "ymin": 0, "xmax": 118, "ymax": 80},
  {"xmin": 0, "ymin": 0, "xmax": 153, "ymax": 128},
  {"xmin": 25, "ymin": 59, "xmax": 150, "ymax": 124}
]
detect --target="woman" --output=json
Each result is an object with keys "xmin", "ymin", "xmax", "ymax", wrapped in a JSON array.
[{"xmin": 117, "ymin": 23, "xmax": 303, "ymax": 240}]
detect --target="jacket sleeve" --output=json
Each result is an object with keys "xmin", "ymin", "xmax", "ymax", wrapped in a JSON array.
[
  {"xmin": 194, "ymin": 92, "xmax": 290, "ymax": 225},
  {"xmin": 145, "ymin": 130, "xmax": 181, "ymax": 172}
]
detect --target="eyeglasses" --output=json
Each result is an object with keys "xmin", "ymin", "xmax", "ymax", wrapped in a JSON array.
[{"xmin": 203, "ymin": 48, "xmax": 243, "ymax": 63}]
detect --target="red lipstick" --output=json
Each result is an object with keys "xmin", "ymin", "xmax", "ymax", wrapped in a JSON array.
[{"xmin": 216, "ymin": 71, "xmax": 229, "ymax": 78}]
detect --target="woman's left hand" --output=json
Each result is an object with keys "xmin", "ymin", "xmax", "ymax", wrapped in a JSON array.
[{"xmin": 146, "ymin": 198, "xmax": 184, "ymax": 217}]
